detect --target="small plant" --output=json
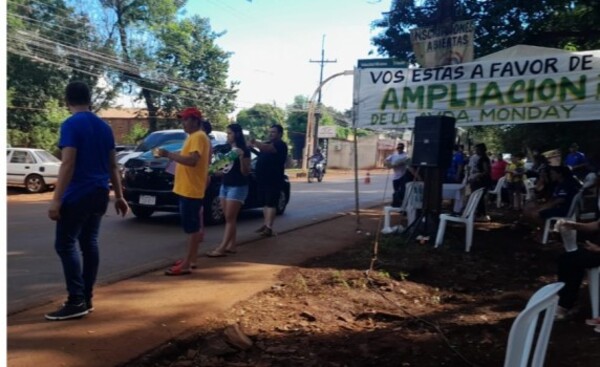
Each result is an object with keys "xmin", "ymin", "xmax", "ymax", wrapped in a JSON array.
[
  {"xmin": 291, "ymin": 274, "xmax": 309, "ymax": 292},
  {"xmin": 397, "ymin": 271, "xmax": 410, "ymax": 281},
  {"xmin": 378, "ymin": 270, "xmax": 391, "ymax": 279},
  {"xmin": 331, "ymin": 270, "xmax": 350, "ymax": 288}
]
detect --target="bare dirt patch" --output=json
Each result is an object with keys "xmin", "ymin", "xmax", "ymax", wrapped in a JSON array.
[{"xmin": 125, "ymin": 207, "xmax": 599, "ymax": 367}]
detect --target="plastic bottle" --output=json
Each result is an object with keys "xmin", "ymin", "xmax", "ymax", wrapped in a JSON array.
[{"xmin": 209, "ymin": 149, "xmax": 239, "ymax": 174}]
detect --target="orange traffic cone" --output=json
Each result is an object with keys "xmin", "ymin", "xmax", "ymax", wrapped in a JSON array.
[{"xmin": 364, "ymin": 172, "xmax": 371, "ymax": 184}]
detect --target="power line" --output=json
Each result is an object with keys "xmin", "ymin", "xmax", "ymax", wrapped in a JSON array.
[
  {"xmin": 7, "ymin": 10, "xmax": 237, "ymax": 95},
  {"xmin": 7, "ymin": 30, "xmax": 236, "ymax": 96}
]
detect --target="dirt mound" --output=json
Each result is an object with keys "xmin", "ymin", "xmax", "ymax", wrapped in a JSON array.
[{"xmin": 124, "ymin": 209, "xmax": 599, "ymax": 367}]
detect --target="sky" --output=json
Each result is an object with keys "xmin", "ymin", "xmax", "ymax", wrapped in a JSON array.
[{"xmin": 184, "ymin": 0, "xmax": 393, "ymax": 114}]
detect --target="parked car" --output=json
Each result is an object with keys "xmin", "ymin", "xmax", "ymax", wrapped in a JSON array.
[
  {"xmin": 117, "ymin": 129, "xmax": 227, "ymax": 168},
  {"xmin": 7, "ymin": 147, "xmax": 61, "ymax": 193},
  {"xmin": 122, "ymin": 142, "xmax": 291, "ymax": 225}
]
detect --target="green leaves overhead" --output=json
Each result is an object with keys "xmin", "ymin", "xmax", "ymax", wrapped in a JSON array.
[
  {"xmin": 236, "ymin": 104, "xmax": 286, "ymax": 141},
  {"xmin": 372, "ymin": 0, "xmax": 600, "ymax": 63}
]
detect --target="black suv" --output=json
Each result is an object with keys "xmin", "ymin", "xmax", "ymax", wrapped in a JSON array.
[{"xmin": 122, "ymin": 141, "xmax": 291, "ymax": 225}]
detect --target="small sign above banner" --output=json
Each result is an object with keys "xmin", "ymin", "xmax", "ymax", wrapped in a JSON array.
[
  {"xmin": 410, "ymin": 20, "xmax": 475, "ymax": 67},
  {"xmin": 318, "ymin": 126, "xmax": 337, "ymax": 138}
]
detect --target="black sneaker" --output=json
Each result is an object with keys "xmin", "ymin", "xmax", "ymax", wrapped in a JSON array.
[
  {"xmin": 261, "ymin": 227, "xmax": 274, "ymax": 237},
  {"xmin": 254, "ymin": 225, "xmax": 267, "ymax": 233},
  {"xmin": 45, "ymin": 301, "xmax": 89, "ymax": 321},
  {"xmin": 86, "ymin": 298, "xmax": 94, "ymax": 312}
]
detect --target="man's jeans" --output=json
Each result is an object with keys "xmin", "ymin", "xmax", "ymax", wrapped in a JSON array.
[
  {"xmin": 55, "ymin": 188, "xmax": 109, "ymax": 302},
  {"xmin": 392, "ymin": 175, "xmax": 411, "ymax": 207}
]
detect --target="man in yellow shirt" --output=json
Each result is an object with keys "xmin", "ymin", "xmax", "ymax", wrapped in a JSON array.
[{"xmin": 157, "ymin": 107, "xmax": 210, "ymax": 275}]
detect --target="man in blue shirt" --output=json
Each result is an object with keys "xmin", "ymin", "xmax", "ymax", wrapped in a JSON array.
[
  {"xmin": 45, "ymin": 81, "xmax": 129, "ymax": 321},
  {"xmin": 445, "ymin": 144, "xmax": 465, "ymax": 184},
  {"xmin": 565, "ymin": 143, "xmax": 587, "ymax": 180}
]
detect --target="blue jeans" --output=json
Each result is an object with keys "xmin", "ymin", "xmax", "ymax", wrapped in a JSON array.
[{"xmin": 55, "ymin": 188, "xmax": 109, "ymax": 302}]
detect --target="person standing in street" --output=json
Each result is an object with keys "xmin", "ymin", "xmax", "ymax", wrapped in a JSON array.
[
  {"xmin": 384, "ymin": 142, "xmax": 416, "ymax": 207},
  {"xmin": 158, "ymin": 107, "xmax": 211, "ymax": 275},
  {"xmin": 249, "ymin": 124, "xmax": 288, "ymax": 237},
  {"xmin": 45, "ymin": 81, "xmax": 129, "ymax": 321},
  {"xmin": 206, "ymin": 124, "xmax": 251, "ymax": 257}
]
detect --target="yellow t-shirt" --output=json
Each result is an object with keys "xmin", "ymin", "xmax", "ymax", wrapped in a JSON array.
[{"xmin": 173, "ymin": 130, "xmax": 210, "ymax": 199}]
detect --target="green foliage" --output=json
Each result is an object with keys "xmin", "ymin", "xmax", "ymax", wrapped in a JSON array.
[
  {"xmin": 373, "ymin": 0, "xmax": 600, "ymax": 63},
  {"xmin": 100, "ymin": 1, "xmax": 237, "ymax": 131},
  {"xmin": 286, "ymin": 95, "xmax": 309, "ymax": 160},
  {"xmin": 122, "ymin": 123, "xmax": 149, "ymax": 145},
  {"xmin": 7, "ymin": 0, "xmax": 104, "ymax": 135},
  {"xmin": 236, "ymin": 104, "xmax": 286, "ymax": 141},
  {"xmin": 7, "ymin": 99, "xmax": 68, "ymax": 152}
]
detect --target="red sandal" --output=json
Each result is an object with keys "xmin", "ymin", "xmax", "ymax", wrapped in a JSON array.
[
  {"xmin": 173, "ymin": 259, "xmax": 197, "ymax": 269},
  {"xmin": 164, "ymin": 264, "xmax": 192, "ymax": 276}
]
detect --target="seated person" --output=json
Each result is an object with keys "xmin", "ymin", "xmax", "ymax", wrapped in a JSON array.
[
  {"xmin": 309, "ymin": 148, "xmax": 325, "ymax": 163},
  {"xmin": 490, "ymin": 153, "xmax": 508, "ymax": 186},
  {"xmin": 529, "ymin": 154, "xmax": 552, "ymax": 201},
  {"xmin": 521, "ymin": 166, "xmax": 581, "ymax": 229},
  {"xmin": 384, "ymin": 143, "xmax": 417, "ymax": 207},
  {"xmin": 565, "ymin": 143, "xmax": 588, "ymax": 181},
  {"xmin": 504, "ymin": 153, "xmax": 526, "ymax": 209},
  {"xmin": 444, "ymin": 145, "xmax": 465, "ymax": 184},
  {"xmin": 555, "ymin": 218, "xmax": 600, "ymax": 330}
]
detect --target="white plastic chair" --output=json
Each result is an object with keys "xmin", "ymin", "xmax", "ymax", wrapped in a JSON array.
[
  {"xmin": 503, "ymin": 282, "xmax": 564, "ymax": 367},
  {"xmin": 589, "ymin": 266, "xmax": 600, "ymax": 319},
  {"xmin": 381, "ymin": 181, "xmax": 418, "ymax": 234},
  {"xmin": 541, "ymin": 191, "xmax": 583, "ymax": 244},
  {"xmin": 434, "ymin": 188, "xmax": 485, "ymax": 253},
  {"xmin": 523, "ymin": 178, "xmax": 536, "ymax": 203},
  {"xmin": 488, "ymin": 176, "xmax": 506, "ymax": 208}
]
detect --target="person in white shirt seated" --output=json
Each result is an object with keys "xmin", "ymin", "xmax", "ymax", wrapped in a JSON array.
[{"xmin": 384, "ymin": 143, "xmax": 417, "ymax": 207}]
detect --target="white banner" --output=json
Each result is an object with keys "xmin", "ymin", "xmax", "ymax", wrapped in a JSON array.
[
  {"xmin": 354, "ymin": 50, "xmax": 600, "ymax": 129},
  {"xmin": 410, "ymin": 20, "xmax": 475, "ymax": 67}
]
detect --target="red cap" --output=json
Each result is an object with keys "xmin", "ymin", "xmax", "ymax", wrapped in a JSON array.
[{"xmin": 177, "ymin": 107, "xmax": 203, "ymax": 120}]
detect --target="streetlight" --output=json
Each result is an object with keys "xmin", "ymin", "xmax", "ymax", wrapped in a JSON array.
[{"xmin": 302, "ymin": 69, "xmax": 354, "ymax": 171}]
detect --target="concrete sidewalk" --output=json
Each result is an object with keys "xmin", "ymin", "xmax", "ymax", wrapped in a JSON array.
[{"xmin": 7, "ymin": 211, "xmax": 379, "ymax": 367}]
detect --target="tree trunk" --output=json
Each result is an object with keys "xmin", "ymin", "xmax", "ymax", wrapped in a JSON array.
[{"xmin": 116, "ymin": 2, "xmax": 159, "ymax": 132}]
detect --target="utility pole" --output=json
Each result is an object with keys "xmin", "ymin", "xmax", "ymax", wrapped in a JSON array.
[{"xmin": 309, "ymin": 35, "xmax": 336, "ymax": 155}]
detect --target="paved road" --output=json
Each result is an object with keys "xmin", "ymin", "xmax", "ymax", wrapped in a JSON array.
[{"xmin": 7, "ymin": 173, "xmax": 391, "ymax": 314}]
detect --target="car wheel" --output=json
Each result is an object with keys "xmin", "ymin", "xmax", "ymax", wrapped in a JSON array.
[
  {"xmin": 275, "ymin": 189, "xmax": 288, "ymax": 215},
  {"xmin": 204, "ymin": 194, "xmax": 225, "ymax": 225},
  {"xmin": 131, "ymin": 206, "xmax": 155, "ymax": 218},
  {"xmin": 25, "ymin": 174, "xmax": 46, "ymax": 193}
]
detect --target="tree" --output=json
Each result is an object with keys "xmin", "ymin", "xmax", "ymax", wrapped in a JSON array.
[
  {"xmin": 372, "ymin": 0, "xmax": 600, "ymax": 63},
  {"xmin": 286, "ymin": 96, "xmax": 309, "ymax": 160},
  {"xmin": 7, "ymin": 0, "xmax": 109, "ymax": 147},
  {"xmin": 236, "ymin": 104, "xmax": 286, "ymax": 141},
  {"xmin": 99, "ymin": 0, "xmax": 237, "ymax": 131}
]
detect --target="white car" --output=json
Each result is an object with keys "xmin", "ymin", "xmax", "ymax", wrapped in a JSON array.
[{"xmin": 7, "ymin": 148, "xmax": 62, "ymax": 193}]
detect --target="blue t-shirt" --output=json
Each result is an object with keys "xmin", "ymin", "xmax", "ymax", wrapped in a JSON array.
[
  {"xmin": 58, "ymin": 111, "xmax": 115, "ymax": 203},
  {"xmin": 565, "ymin": 151, "xmax": 586, "ymax": 167},
  {"xmin": 446, "ymin": 151, "xmax": 465, "ymax": 182}
]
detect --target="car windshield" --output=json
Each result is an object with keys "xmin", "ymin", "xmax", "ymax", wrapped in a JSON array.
[
  {"xmin": 135, "ymin": 131, "xmax": 188, "ymax": 152},
  {"xmin": 134, "ymin": 131, "xmax": 225, "ymax": 152},
  {"xmin": 35, "ymin": 150, "xmax": 61, "ymax": 163}
]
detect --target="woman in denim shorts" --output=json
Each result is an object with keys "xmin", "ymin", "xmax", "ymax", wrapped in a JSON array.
[{"xmin": 207, "ymin": 124, "xmax": 251, "ymax": 256}]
